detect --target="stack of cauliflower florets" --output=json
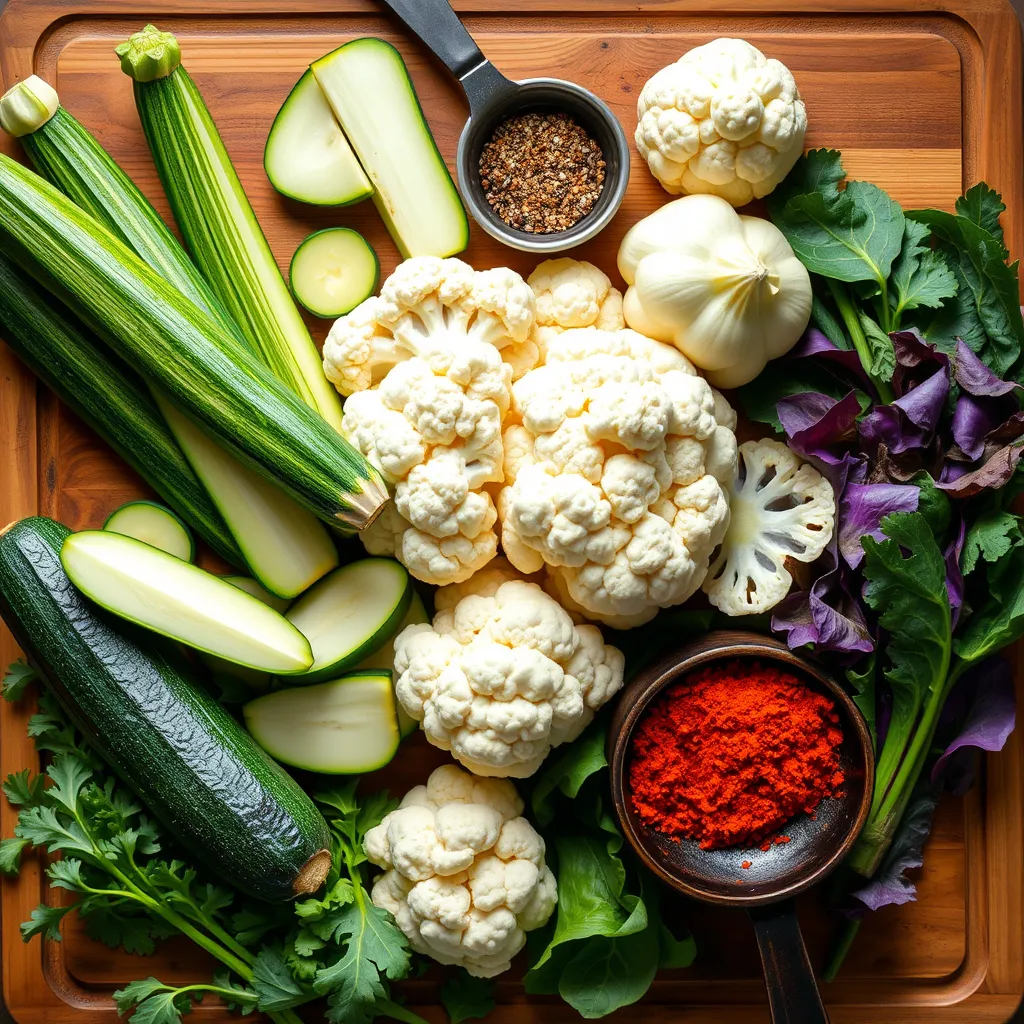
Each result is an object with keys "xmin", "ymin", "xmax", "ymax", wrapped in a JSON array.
[{"xmin": 321, "ymin": 255, "xmax": 740, "ymax": 976}]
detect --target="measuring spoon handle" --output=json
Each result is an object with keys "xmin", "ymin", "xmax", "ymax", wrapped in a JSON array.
[
  {"xmin": 376, "ymin": 0, "xmax": 487, "ymax": 79},
  {"xmin": 749, "ymin": 900, "xmax": 830, "ymax": 1024}
]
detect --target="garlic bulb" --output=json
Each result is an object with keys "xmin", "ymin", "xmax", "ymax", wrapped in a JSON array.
[{"xmin": 617, "ymin": 194, "xmax": 812, "ymax": 388}]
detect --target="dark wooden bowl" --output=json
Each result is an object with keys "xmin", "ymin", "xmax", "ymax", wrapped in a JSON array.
[{"xmin": 607, "ymin": 630, "xmax": 874, "ymax": 908}]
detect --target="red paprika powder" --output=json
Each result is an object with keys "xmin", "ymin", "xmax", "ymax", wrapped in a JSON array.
[{"xmin": 628, "ymin": 660, "xmax": 844, "ymax": 850}]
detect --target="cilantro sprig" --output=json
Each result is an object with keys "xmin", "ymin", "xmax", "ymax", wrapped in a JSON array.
[{"xmin": 2, "ymin": 669, "xmax": 426, "ymax": 1024}]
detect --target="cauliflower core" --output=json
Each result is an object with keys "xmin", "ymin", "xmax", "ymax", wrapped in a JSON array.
[
  {"xmin": 497, "ymin": 326, "xmax": 738, "ymax": 626},
  {"xmin": 394, "ymin": 575, "xmax": 624, "ymax": 777},
  {"xmin": 323, "ymin": 256, "xmax": 535, "ymax": 585},
  {"xmin": 635, "ymin": 38, "xmax": 807, "ymax": 206},
  {"xmin": 703, "ymin": 439, "xmax": 835, "ymax": 615},
  {"xmin": 365, "ymin": 764, "xmax": 557, "ymax": 977}
]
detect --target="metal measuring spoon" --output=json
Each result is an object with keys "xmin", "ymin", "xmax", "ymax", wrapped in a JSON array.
[
  {"xmin": 608, "ymin": 632, "xmax": 875, "ymax": 1024},
  {"xmin": 377, "ymin": 0, "xmax": 631, "ymax": 252}
]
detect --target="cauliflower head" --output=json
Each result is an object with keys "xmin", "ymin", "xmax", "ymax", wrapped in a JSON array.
[
  {"xmin": 393, "ymin": 578, "xmax": 624, "ymax": 777},
  {"xmin": 365, "ymin": 764, "xmax": 557, "ymax": 977},
  {"xmin": 497, "ymin": 326, "xmax": 738, "ymax": 626},
  {"xmin": 324, "ymin": 257, "xmax": 535, "ymax": 585},
  {"xmin": 703, "ymin": 439, "xmax": 835, "ymax": 615},
  {"xmin": 635, "ymin": 37, "xmax": 807, "ymax": 206}
]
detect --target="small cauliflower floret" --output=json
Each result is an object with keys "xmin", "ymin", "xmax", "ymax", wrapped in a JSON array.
[
  {"xmin": 497, "ymin": 326, "xmax": 737, "ymax": 626},
  {"xmin": 364, "ymin": 765, "xmax": 557, "ymax": 977},
  {"xmin": 703, "ymin": 438, "xmax": 835, "ymax": 615},
  {"xmin": 635, "ymin": 38, "xmax": 807, "ymax": 206},
  {"xmin": 323, "ymin": 257, "xmax": 535, "ymax": 585},
  {"xmin": 517, "ymin": 259, "xmax": 625, "ymax": 377},
  {"xmin": 394, "ymin": 580, "xmax": 624, "ymax": 777}
]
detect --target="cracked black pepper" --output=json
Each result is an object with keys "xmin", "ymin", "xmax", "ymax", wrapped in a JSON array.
[{"xmin": 478, "ymin": 111, "xmax": 605, "ymax": 234}]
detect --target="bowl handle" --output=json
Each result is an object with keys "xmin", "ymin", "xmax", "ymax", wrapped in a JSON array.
[
  {"xmin": 748, "ymin": 899, "xmax": 830, "ymax": 1024},
  {"xmin": 376, "ymin": 0, "xmax": 517, "ymax": 114}
]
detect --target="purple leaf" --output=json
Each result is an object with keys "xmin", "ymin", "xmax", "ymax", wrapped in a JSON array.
[
  {"xmin": 838, "ymin": 484, "xmax": 920, "ymax": 568},
  {"xmin": 859, "ymin": 365, "xmax": 949, "ymax": 454},
  {"xmin": 951, "ymin": 393, "xmax": 1016, "ymax": 460},
  {"xmin": 851, "ymin": 787, "xmax": 940, "ymax": 911},
  {"xmin": 952, "ymin": 340, "xmax": 1020, "ymax": 397},
  {"xmin": 890, "ymin": 329, "xmax": 949, "ymax": 396},
  {"xmin": 932, "ymin": 658, "xmax": 1016, "ymax": 789},
  {"xmin": 944, "ymin": 515, "xmax": 966, "ymax": 624},
  {"xmin": 790, "ymin": 328, "xmax": 871, "ymax": 384},
  {"xmin": 778, "ymin": 390, "xmax": 861, "ymax": 464},
  {"xmin": 937, "ymin": 442, "xmax": 1024, "ymax": 498}
]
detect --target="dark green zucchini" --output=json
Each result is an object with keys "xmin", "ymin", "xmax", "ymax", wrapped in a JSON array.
[
  {"xmin": 0, "ymin": 254, "xmax": 242, "ymax": 568},
  {"xmin": 0, "ymin": 516, "xmax": 331, "ymax": 902}
]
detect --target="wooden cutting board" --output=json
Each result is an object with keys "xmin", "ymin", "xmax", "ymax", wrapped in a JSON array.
[{"xmin": 0, "ymin": 1, "xmax": 1022, "ymax": 1021}]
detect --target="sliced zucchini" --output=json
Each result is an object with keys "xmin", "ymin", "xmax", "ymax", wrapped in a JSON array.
[
  {"xmin": 224, "ymin": 575, "xmax": 292, "ymax": 614},
  {"xmin": 312, "ymin": 38, "xmax": 469, "ymax": 259},
  {"xmin": 243, "ymin": 670, "xmax": 400, "ymax": 773},
  {"xmin": 104, "ymin": 500, "xmax": 195, "ymax": 562},
  {"xmin": 285, "ymin": 557, "xmax": 411, "ymax": 684},
  {"xmin": 354, "ymin": 589, "xmax": 428, "ymax": 738},
  {"xmin": 265, "ymin": 69, "xmax": 373, "ymax": 207},
  {"xmin": 61, "ymin": 531, "xmax": 313, "ymax": 674},
  {"xmin": 290, "ymin": 228, "xmax": 378, "ymax": 318}
]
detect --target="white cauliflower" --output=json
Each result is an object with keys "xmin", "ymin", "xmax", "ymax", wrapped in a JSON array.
[
  {"xmin": 497, "ymin": 326, "xmax": 737, "ymax": 627},
  {"xmin": 393, "ymin": 578, "xmax": 624, "ymax": 777},
  {"xmin": 635, "ymin": 38, "xmax": 807, "ymax": 206},
  {"xmin": 324, "ymin": 257, "xmax": 535, "ymax": 584},
  {"xmin": 365, "ymin": 764, "xmax": 557, "ymax": 977},
  {"xmin": 703, "ymin": 439, "xmax": 835, "ymax": 615}
]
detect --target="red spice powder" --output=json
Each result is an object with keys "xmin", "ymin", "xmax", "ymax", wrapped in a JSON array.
[{"xmin": 628, "ymin": 660, "xmax": 845, "ymax": 850}]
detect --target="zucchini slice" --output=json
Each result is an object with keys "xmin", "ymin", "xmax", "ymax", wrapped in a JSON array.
[
  {"xmin": 312, "ymin": 38, "xmax": 469, "ymax": 259},
  {"xmin": 61, "ymin": 531, "xmax": 313, "ymax": 674},
  {"xmin": 265, "ymin": 69, "xmax": 373, "ymax": 207},
  {"xmin": 244, "ymin": 670, "xmax": 400, "ymax": 773},
  {"xmin": 0, "ymin": 516, "xmax": 331, "ymax": 901},
  {"xmin": 354, "ymin": 589, "xmax": 428, "ymax": 738},
  {"xmin": 290, "ymin": 228, "xmax": 379, "ymax": 318},
  {"xmin": 285, "ymin": 558, "xmax": 411, "ymax": 684},
  {"xmin": 104, "ymin": 500, "xmax": 195, "ymax": 562},
  {"xmin": 224, "ymin": 575, "xmax": 292, "ymax": 614}
]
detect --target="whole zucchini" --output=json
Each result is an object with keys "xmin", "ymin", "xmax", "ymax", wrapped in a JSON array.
[
  {"xmin": 0, "ymin": 254, "xmax": 242, "ymax": 568},
  {"xmin": 0, "ymin": 154, "xmax": 387, "ymax": 531},
  {"xmin": 0, "ymin": 516, "xmax": 331, "ymax": 902}
]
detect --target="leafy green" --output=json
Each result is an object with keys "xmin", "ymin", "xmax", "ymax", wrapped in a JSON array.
[
  {"xmin": 441, "ymin": 972, "xmax": 495, "ymax": 1024},
  {"xmin": 888, "ymin": 219, "xmax": 958, "ymax": 330},
  {"xmin": 907, "ymin": 206, "xmax": 1024, "ymax": 378},
  {"xmin": 2, "ymin": 659, "xmax": 36, "ymax": 701},
  {"xmin": 956, "ymin": 182, "xmax": 1007, "ymax": 253},
  {"xmin": 847, "ymin": 653, "xmax": 878, "ymax": 753},
  {"xmin": 1, "ymin": 665, "xmax": 421, "ymax": 1024},
  {"xmin": 848, "ymin": 513, "xmax": 953, "ymax": 877},
  {"xmin": 767, "ymin": 149, "xmax": 904, "ymax": 292},
  {"xmin": 962, "ymin": 509, "xmax": 1023, "ymax": 575},
  {"xmin": 859, "ymin": 310, "xmax": 896, "ymax": 381},
  {"xmin": 531, "ymin": 718, "xmax": 608, "ymax": 827},
  {"xmin": 811, "ymin": 292, "xmax": 850, "ymax": 348},
  {"xmin": 954, "ymin": 545, "xmax": 1024, "ymax": 663}
]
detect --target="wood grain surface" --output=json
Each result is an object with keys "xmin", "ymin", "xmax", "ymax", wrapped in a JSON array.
[{"xmin": 0, "ymin": 1, "xmax": 1022, "ymax": 1022}]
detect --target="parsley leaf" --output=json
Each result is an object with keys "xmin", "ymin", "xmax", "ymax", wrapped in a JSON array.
[
  {"xmin": 3, "ymin": 768, "xmax": 45, "ymax": 807},
  {"xmin": 253, "ymin": 947, "xmax": 313, "ymax": 1011},
  {"xmin": 962, "ymin": 509, "xmax": 1023, "ymax": 575},
  {"xmin": 889, "ymin": 219, "xmax": 958, "ymax": 329},
  {"xmin": 441, "ymin": 971, "xmax": 496, "ymax": 1024},
  {"xmin": 2, "ymin": 659, "xmax": 36, "ymax": 701},
  {"xmin": 956, "ymin": 183, "xmax": 1007, "ymax": 254},
  {"xmin": 955, "ymin": 546, "xmax": 1024, "ymax": 663},
  {"xmin": 20, "ymin": 902, "xmax": 75, "ymax": 942}
]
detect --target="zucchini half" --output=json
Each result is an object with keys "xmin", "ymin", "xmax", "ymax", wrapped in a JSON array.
[
  {"xmin": 61, "ymin": 531, "xmax": 313, "ymax": 674},
  {"xmin": 244, "ymin": 670, "xmax": 400, "ymax": 774},
  {"xmin": 0, "ymin": 517, "xmax": 331, "ymax": 902},
  {"xmin": 284, "ymin": 558, "xmax": 411, "ymax": 684},
  {"xmin": 104, "ymin": 500, "xmax": 195, "ymax": 562},
  {"xmin": 312, "ymin": 38, "xmax": 469, "ymax": 259},
  {"xmin": 265, "ymin": 69, "xmax": 373, "ymax": 207}
]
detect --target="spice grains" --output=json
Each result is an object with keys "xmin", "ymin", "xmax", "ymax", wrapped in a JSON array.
[
  {"xmin": 629, "ymin": 661, "xmax": 845, "ymax": 850},
  {"xmin": 479, "ymin": 111, "xmax": 605, "ymax": 233}
]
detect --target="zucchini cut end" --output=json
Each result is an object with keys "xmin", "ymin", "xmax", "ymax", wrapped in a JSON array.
[
  {"xmin": 104, "ymin": 499, "xmax": 195, "ymax": 562},
  {"xmin": 289, "ymin": 228, "xmax": 378, "ymax": 318},
  {"xmin": 294, "ymin": 849, "xmax": 332, "ymax": 896}
]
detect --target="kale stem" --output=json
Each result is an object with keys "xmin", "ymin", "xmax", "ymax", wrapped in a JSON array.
[
  {"xmin": 822, "ymin": 918, "xmax": 861, "ymax": 982},
  {"xmin": 827, "ymin": 279, "xmax": 896, "ymax": 404}
]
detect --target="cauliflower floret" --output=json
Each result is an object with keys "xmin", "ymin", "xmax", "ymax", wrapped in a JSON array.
[
  {"xmin": 635, "ymin": 38, "xmax": 807, "ymax": 206},
  {"xmin": 365, "ymin": 765, "xmax": 556, "ymax": 977},
  {"xmin": 518, "ymin": 259, "xmax": 625, "ymax": 377},
  {"xmin": 394, "ymin": 580, "xmax": 624, "ymax": 777},
  {"xmin": 703, "ymin": 439, "xmax": 834, "ymax": 615},
  {"xmin": 324, "ymin": 257, "xmax": 535, "ymax": 585},
  {"xmin": 497, "ymin": 326, "xmax": 737, "ymax": 626}
]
